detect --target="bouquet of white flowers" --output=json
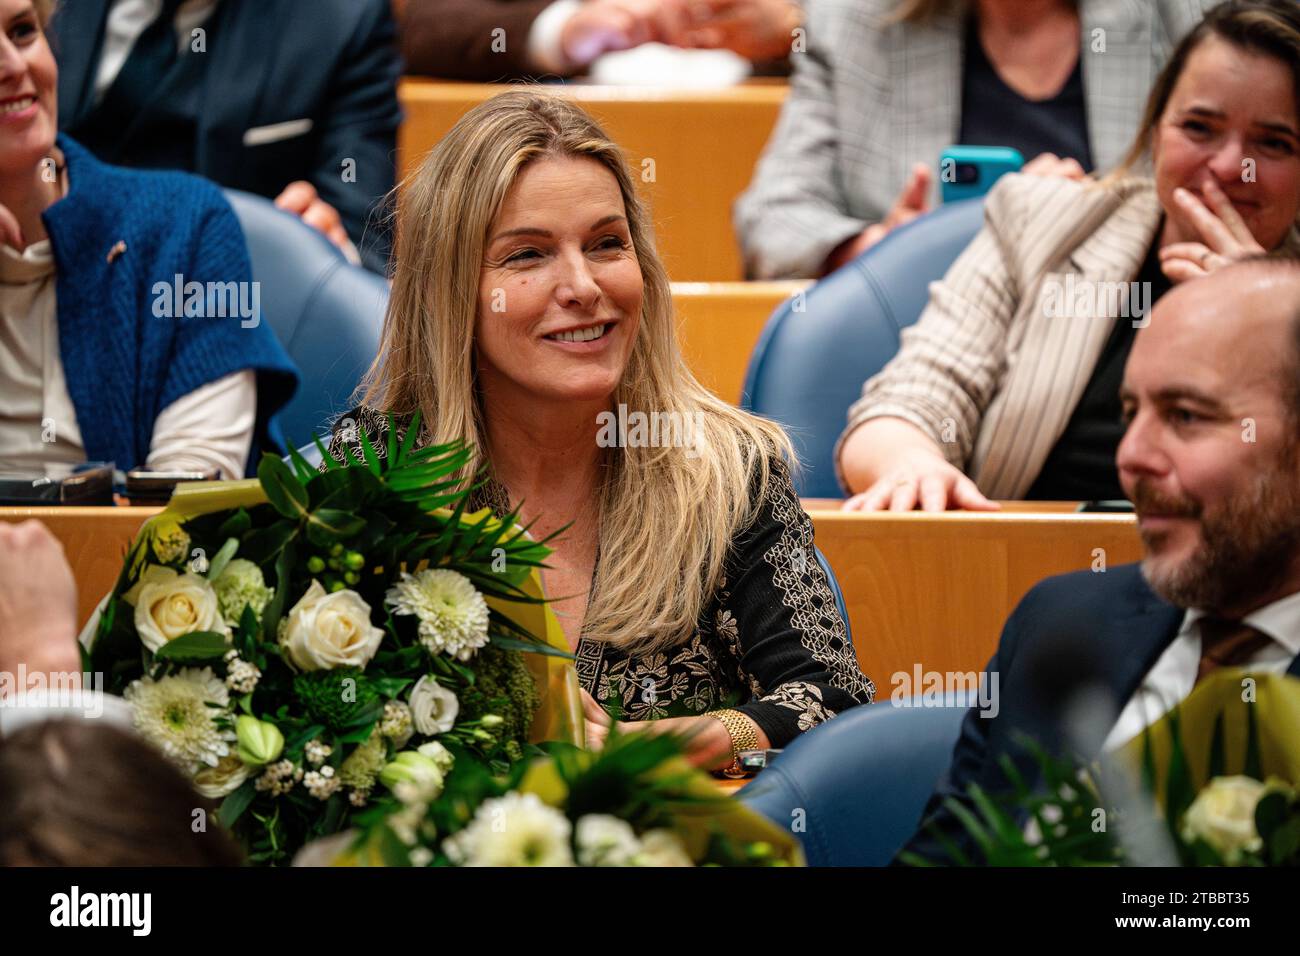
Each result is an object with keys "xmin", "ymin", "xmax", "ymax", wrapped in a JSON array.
[
  {"xmin": 88, "ymin": 416, "xmax": 580, "ymax": 864},
  {"xmin": 88, "ymin": 416, "xmax": 801, "ymax": 867}
]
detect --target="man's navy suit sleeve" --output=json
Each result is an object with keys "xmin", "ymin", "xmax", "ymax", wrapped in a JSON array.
[
  {"xmin": 311, "ymin": 0, "xmax": 403, "ymax": 274},
  {"xmin": 894, "ymin": 585, "xmax": 1036, "ymax": 864}
]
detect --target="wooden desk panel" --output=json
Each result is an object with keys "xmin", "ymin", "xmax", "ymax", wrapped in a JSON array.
[
  {"xmin": 4, "ymin": 504, "xmax": 1142, "ymax": 685},
  {"xmin": 398, "ymin": 80, "xmax": 787, "ymax": 281},
  {"xmin": 1, "ymin": 507, "xmax": 159, "ymax": 628},
  {"xmin": 672, "ymin": 281, "xmax": 806, "ymax": 402},
  {"xmin": 803, "ymin": 506, "xmax": 1143, "ymax": 692}
]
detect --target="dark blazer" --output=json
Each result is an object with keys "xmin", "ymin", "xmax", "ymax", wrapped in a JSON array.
[
  {"xmin": 50, "ymin": 0, "xmax": 403, "ymax": 274},
  {"xmin": 399, "ymin": 0, "xmax": 560, "ymax": 81},
  {"xmin": 899, "ymin": 562, "xmax": 1300, "ymax": 864}
]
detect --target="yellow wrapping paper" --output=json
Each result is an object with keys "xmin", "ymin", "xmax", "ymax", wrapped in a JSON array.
[
  {"xmin": 1115, "ymin": 670, "xmax": 1300, "ymax": 803},
  {"xmin": 517, "ymin": 751, "xmax": 805, "ymax": 865}
]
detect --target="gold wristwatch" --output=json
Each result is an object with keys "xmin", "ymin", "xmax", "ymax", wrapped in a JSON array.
[{"xmin": 706, "ymin": 708, "xmax": 759, "ymax": 778}]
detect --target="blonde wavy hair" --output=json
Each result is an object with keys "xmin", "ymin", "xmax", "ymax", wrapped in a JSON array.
[{"xmin": 361, "ymin": 90, "xmax": 795, "ymax": 655}]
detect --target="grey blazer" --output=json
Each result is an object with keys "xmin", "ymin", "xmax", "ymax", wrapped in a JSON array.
[{"xmin": 734, "ymin": 0, "xmax": 1218, "ymax": 279}]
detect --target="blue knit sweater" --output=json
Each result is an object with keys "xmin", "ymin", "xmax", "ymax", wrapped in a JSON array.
[{"xmin": 43, "ymin": 136, "xmax": 298, "ymax": 476}]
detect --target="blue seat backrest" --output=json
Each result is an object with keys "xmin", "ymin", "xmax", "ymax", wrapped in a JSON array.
[
  {"xmin": 224, "ymin": 189, "xmax": 389, "ymax": 448},
  {"xmin": 741, "ymin": 199, "xmax": 986, "ymax": 498},
  {"xmin": 739, "ymin": 694, "xmax": 972, "ymax": 866}
]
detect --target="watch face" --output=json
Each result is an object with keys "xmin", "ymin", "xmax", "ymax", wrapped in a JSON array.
[{"xmin": 739, "ymin": 750, "xmax": 768, "ymax": 771}]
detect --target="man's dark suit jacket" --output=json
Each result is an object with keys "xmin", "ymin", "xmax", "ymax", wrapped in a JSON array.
[
  {"xmin": 400, "ymin": 0, "xmax": 561, "ymax": 81},
  {"xmin": 50, "ymin": 0, "xmax": 402, "ymax": 274},
  {"xmin": 899, "ymin": 562, "xmax": 1300, "ymax": 863}
]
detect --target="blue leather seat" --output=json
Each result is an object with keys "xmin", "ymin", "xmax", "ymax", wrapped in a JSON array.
[
  {"xmin": 224, "ymin": 189, "xmax": 389, "ymax": 449},
  {"xmin": 813, "ymin": 547, "xmax": 851, "ymax": 645},
  {"xmin": 740, "ymin": 694, "xmax": 972, "ymax": 866},
  {"xmin": 742, "ymin": 199, "xmax": 986, "ymax": 498}
]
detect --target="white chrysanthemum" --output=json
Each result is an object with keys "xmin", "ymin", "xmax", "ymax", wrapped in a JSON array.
[
  {"xmin": 212, "ymin": 558, "xmax": 274, "ymax": 627},
  {"xmin": 125, "ymin": 667, "xmax": 233, "ymax": 775},
  {"xmin": 575, "ymin": 814, "xmax": 642, "ymax": 866},
  {"xmin": 385, "ymin": 569, "xmax": 490, "ymax": 661},
  {"xmin": 443, "ymin": 792, "xmax": 574, "ymax": 867}
]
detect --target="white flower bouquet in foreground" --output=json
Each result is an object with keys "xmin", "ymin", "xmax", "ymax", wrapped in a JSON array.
[
  {"xmin": 89, "ymin": 415, "xmax": 800, "ymax": 867},
  {"xmin": 89, "ymin": 416, "xmax": 579, "ymax": 864}
]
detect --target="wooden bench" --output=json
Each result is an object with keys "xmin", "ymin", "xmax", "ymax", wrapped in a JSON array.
[
  {"xmin": 802, "ymin": 501, "xmax": 1144, "ymax": 693},
  {"xmin": 4, "ymin": 503, "xmax": 1142, "ymax": 691},
  {"xmin": 398, "ymin": 79, "xmax": 787, "ymax": 281},
  {"xmin": 672, "ymin": 280, "xmax": 805, "ymax": 403}
]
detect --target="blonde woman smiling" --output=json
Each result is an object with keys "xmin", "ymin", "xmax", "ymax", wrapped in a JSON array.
[{"xmin": 326, "ymin": 91, "xmax": 874, "ymax": 770}]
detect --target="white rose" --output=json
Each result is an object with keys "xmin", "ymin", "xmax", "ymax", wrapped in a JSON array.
[
  {"xmin": 130, "ymin": 565, "xmax": 230, "ymax": 654},
  {"xmin": 417, "ymin": 740, "xmax": 455, "ymax": 773},
  {"xmin": 193, "ymin": 753, "xmax": 252, "ymax": 798},
  {"xmin": 1181, "ymin": 775, "xmax": 1266, "ymax": 864},
  {"xmin": 409, "ymin": 674, "xmax": 459, "ymax": 735},
  {"xmin": 279, "ymin": 580, "xmax": 384, "ymax": 671}
]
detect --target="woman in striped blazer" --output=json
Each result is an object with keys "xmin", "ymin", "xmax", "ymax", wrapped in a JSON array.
[
  {"xmin": 735, "ymin": 0, "xmax": 1217, "ymax": 280},
  {"xmin": 837, "ymin": 0, "xmax": 1300, "ymax": 510}
]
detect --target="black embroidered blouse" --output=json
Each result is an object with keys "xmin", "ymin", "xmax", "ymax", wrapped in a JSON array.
[{"xmin": 325, "ymin": 406, "xmax": 875, "ymax": 747}]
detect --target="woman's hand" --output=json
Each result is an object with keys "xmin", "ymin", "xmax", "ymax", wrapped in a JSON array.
[
  {"xmin": 678, "ymin": 0, "xmax": 802, "ymax": 62},
  {"xmin": 842, "ymin": 449, "xmax": 997, "ymax": 512},
  {"xmin": 561, "ymin": 0, "xmax": 692, "ymax": 65},
  {"xmin": 1020, "ymin": 151, "xmax": 1088, "ymax": 181},
  {"xmin": 1160, "ymin": 180, "xmax": 1266, "ymax": 284},
  {"xmin": 823, "ymin": 164, "xmax": 931, "ymax": 274},
  {"xmin": 0, "ymin": 520, "xmax": 82, "ymax": 697},
  {"xmin": 274, "ymin": 180, "xmax": 354, "ymax": 257},
  {"xmin": 581, "ymin": 689, "xmax": 764, "ymax": 770},
  {"xmin": 581, "ymin": 687, "xmax": 618, "ymax": 750}
]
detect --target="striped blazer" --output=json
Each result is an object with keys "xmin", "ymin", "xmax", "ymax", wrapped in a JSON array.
[
  {"xmin": 734, "ymin": 0, "xmax": 1218, "ymax": 279},
  {"xmin": 836, "ymin": 172, "xmax": 1300, "ymax": 500}
]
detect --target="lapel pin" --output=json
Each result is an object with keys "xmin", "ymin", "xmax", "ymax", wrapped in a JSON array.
[{"xmin": 107, "ymin": 240, "xmax": 128, "ymax": 264}]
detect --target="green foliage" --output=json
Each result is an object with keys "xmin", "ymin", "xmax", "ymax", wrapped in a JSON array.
[
  {"xmin": 457, "ymin": 645, "xmax": 540, "ymax": 744},
  {"xmin": 292, "ymin": 669, "xmax": 381, "ymax": 731}
]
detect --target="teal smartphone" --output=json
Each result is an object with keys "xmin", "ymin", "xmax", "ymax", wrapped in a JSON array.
[{"xmin": 939, "ymin": 146, "xmax": 1025, "ymax": 203}]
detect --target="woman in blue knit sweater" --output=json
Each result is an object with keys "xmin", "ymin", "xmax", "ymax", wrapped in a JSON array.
[{"xmin": 0, "ymin": 0, "xmax": 297, "ymax": 478}]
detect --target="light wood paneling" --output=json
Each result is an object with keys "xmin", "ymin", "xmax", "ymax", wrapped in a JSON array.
[
  {"xmin": 672, "ymin": 280, "xmax": 806, "ymax": 402},
  {"xmin": 804, "ymin": 505, "xmax": 1143, "ymax": 692},
  {"xmin": 397, "ymin": 80, "xmax": 787, "ymax": 281}
]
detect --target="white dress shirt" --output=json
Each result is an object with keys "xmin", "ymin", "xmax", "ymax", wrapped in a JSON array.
[
  {"xmin": 1103, "ymin": 589, "xmax": 1300, "ymax": 751},
  {"xmin": 0, "ymin": 239, "xmax": 257, "ymax": 480}
]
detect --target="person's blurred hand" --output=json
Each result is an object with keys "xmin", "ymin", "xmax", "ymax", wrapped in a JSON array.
[
  {"xmin": 274, "ymin": 180, "xmax": 353, "ymax": 255},
  {"xmin": 678, "ymin": 0, "xmax": 802, "ymax": 62},
  {"xmin": 581, "ymin": 687, "xmax": 620, "ymax": 749},
  {"xmin": 823, "ymin": 163, "xmax": 931, "ymax": 274},
  {"xmin": 842, "ymin": 450, "xmax": 997, "ymax": 512},
  {"xmin": 0, "ymin": 200, "xmax": 24, "ymax": 249},
  {"xmin": 1021, "ymin": 152, "xmax": 1088, "ymax": 181},
  {"xmin": 1159, "ymin": 179, "xmax": 1267, "ymax": 284},
  {"xmin": 561, "ymin": 0, "xmax": 692, "ymax": 66},
  {"xmin": 0, "ymin": 520, "xmax": 81, "ymax": 691}
]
